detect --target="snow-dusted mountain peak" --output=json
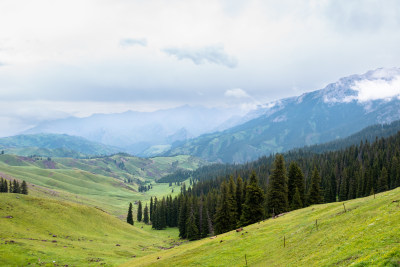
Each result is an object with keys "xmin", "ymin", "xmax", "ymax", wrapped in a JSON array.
[{"xmin": 320, "ymin": 67, "xmax": 400, "ymax": 104}]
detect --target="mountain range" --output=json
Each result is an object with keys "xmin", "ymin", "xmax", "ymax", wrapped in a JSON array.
[
  {"xmin": 13, "ymin": 67, "xmax": 400, "ymax": 163},
  {"xmin": 164, "ymin": 67, "xmax": 400, "ymax": 162},
  {"xmin": 24, "ymin": 106, "xmax": 250, "ymax": 156}
]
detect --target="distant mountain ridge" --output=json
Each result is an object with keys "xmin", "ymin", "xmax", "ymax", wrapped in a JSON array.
[
  {"xmin": 164, "ymin": 67, "xmax": 400, "ymax": 163},
  {"xmin": 0, "ymin": 133, "xmax": 122, "ymax": 157},
  {"xmin": 24, "ymin": 105, "xmax": 250, "ymax": 156}
]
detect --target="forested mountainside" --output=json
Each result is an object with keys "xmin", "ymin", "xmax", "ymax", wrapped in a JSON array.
[
  {"xmin": 165, "ymin": 68, "xmax": 400, "ymax": 163},
  {"xmin": 149, "ymin": 130, "xmax": 400, "ymax": 240}
]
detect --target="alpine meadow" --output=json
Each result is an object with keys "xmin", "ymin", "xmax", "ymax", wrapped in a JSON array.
[{"xmin": 1, "ymin": 1, "xmax": 400, "ymax": 266}]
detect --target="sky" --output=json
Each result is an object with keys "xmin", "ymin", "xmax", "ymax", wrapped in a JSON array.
[{"xmin": 1, "ymin": 0, "xmax": 400, "ymax": 136}]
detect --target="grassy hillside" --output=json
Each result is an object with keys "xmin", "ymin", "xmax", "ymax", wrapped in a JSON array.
[
  {"xmin": 0, "ymin": 154, "xmax": 203, "ymax": 216},
  {"xmin": 122, "ymin": 187, "xmax": 400, "ymax": 266},
  {"xmin": 0, "ymin": 194, "xmax": 180, "ymax": 266}
]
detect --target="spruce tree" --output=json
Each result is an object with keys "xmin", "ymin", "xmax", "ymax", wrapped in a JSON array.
[
  {"xmin": 127, "ymin": 202, "xmax": 134, "ymax": 225},
  {"xmin": 178, "ymin": 195, "xmax": 188, "ymax": 238},
  {"xmin": 227, "ymin": 176, "xmax": 238, "ymax": 229},
  {"xmin": 143, "ymin": 204, "xmax": 149, "ymax": 224},
  {"xmin": 377, "ymin": 167, "xmax": 389, "ymax": 193},
  {"xmin": 240, "ymin": 171, "xmax": 265, "ymax": 226},
  {"xmin": 291, "ymin": 187, "xmax": 303, "ymax": 210},
  {"xmin": 21, "ymin": 181, "xmax": 28, "ymax": 195},
  {"xmin": 137, "ymin": 200, "xmax": 143, "ymax": 222},
  {"xmin": 150, "ymin": 197, "xmax": 154, "ymax": 222},
  {"xmin": 308, "ymin": 167, "xmax": 323, "ymax": 205},
  {"xmin": 267, "ymin": 154, "xmax": 288, "ymax": 215},
  {"xmin": 186, "ymin": 204, "xmax": 199, "ymax": 240},
  {"xmin": 214, "ymin": 181, "xmax": 235, "ymax": 234},
  {"xmin": 235, "ymin": 175, "xmax": 244, "ymax": 221},
  {"xmin": 288, "ymin": 162, "xmax": 305, "ymax": 206}
]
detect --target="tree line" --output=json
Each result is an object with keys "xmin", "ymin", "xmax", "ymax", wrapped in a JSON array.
[
  {"xmin": 0, "ymin": 178, "xmax": 28, "ymax": 194},
  {"xmin": 127, "ymin": 131, "xmax": 400, "ymax": 240}
]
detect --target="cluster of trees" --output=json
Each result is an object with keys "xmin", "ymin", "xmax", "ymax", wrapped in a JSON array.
[
  {"xmin": 0, "ymin": 178, "xmax": 28, "ymax": 194},
  {"xmin": 127, "ymin": 131, "xmax": 400, "ymax": 240},
  {"xmin": 138, "ymin": 184, "xmax": 152, "ymax": 192},
  {"xmin": 151, "ymin": 132, "xmax": 400, "ymax": 240},
  {"xmin": 157, "ymin": 169, "xmax": 191, "ymax": 183},
  {"xmin": 126, "ymin": 200, "xmax": 150, "ymax": 226}
]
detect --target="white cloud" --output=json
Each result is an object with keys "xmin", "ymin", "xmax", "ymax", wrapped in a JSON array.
[
  {"xmin": 225, "ymin": 88, "xmax": 250, "ymax": 98},
  {"xmin": 163, "ymin": 45, "xmax": 237, "ymax": 68},
  {"xmin": 351, "ymin": 76, "xmax": 400, "ymax": 102}
]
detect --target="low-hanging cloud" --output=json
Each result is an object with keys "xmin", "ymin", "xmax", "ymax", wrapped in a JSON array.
[
  {"xmin": 225, "ymin": 88, "xmax": 250, "ymax": 98},
  {"xmin": 351, "ymin": 75, "xmax": 400, "ymax": 102},
  {"xmin": 162, "ymin": 45, "xmax": 237, "ymax": 68},
  {"xmin": 120, "ymin": 38, "xmax": 147, "ymax": 47}
]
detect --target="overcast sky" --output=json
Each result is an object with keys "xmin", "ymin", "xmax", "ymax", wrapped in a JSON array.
[{"xmin": 1, "ymin": 0, "xmax": 400, "ymax": 136}]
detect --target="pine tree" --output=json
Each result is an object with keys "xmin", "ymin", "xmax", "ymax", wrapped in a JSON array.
[
  {"xmin": 214, "ymin": 181, "xmax": 235, "ymax": 234},
  {"xmin": 21, "ymin": 180, "xmax": 28, "ymax": 195},
  {"xmin": 200, "ymin": 199, "xmax": 210, "ymax": 238},
  {"xmin": 143, "ymin": 204, "xmax": 149, "ymax": 224},
  {"xmin": 227, "ymin": 176, "xmax": 237, "ymax": 229},
  {"xmin": 127, "ymin": 202, "xmax": 134, "ymax": 225},
  {"xmin": 308, "ymin": 167, "xmax": 323, "ymax": 205},
  {"xmin": 235, "ymin": 175, "xmax": 244, "ymax": 221},
  {"xmin": 186, "ymin": 204, "xmax": 199, "ymax": 240},
  {"xmin": 267, "ymin": 154, "xmax": 288, "ymax": 215},
  {"xmin": 377, "ymin": 167, "xmax": 389, "ymax": 193},
  {"xmin": 288, "ymin": 162, "xmax": 305, "ymax": 206},
  {"xmin": 150, "ymin": 197, "xmax": 154, "ymax": 222},
  {"xmin": 240, "ymin": 171, "xmax": 265, "ymax": 226},
  {"xmin": 291, "ymin": 187, "xmax": 303, "ymax": 210},
  {"xmin": 137, "ymin": 200, "xmax": 143, "ymax": 222},
  {"xmin": 178, "ymin": 195, "xmax": 188, "ymax": 238},
  {"xmin": 12, "ymin": 180, "xmax": 20, "ymax": 193}
]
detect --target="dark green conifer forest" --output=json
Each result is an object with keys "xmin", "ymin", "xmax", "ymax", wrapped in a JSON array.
[{"xmin": 134, "ymin": 131, "xmax": 400, "ymax": 240}]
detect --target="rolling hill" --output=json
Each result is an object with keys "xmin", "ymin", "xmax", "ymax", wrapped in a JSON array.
[
  {"xmin": 0, "ymin": 194, "xmax": 180, "ymax": 266},
  {"xmin": 0, "ymin": 153, "xmax": 203, "ymax": 216}
]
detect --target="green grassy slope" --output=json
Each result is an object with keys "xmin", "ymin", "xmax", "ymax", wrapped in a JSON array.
[
  {"xmin": 0, "ymin": 194, "xmax": 180, "ymax": 266},
  {"xmin": 122, "ymin": 188, "xmax": 400, "ymax": 267},
  {"xmin": 0, "ymin": 154, "xmax": 202, "ymax": 216}
]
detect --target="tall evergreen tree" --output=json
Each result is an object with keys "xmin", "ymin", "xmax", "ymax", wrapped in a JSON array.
[
  {"xmin": 308, "ymin": 167, "xmax": 323, "ymax": 205},
  {"xmin": 267, "ymin": 154, "xmax": 288, "ymax": 215},
  {"xmin": 214, "ymin": 181, "xmax": 235, "ymax": 234},
  {"xmin": 143, "ymin": 204, "xmax": 149, "ymax": 224},
  {"xmin": 127, "ymin": 202, "xmax": 134, "ymax": 225},
  {"xmin": 227, "ymin": 176, "xmax": 238, "ymax": 228},
  {"xmin": 21, "ymin": 180, "xmax": 28, "ymax": 195},
  {"xmin": 137, "ymin": 200, "xmax": 143, "ymax": 222},
  {"xmin": 377, "ymin": 167, "xmax": 389, "ymax": 193},
  {"xmin": 235, "ymin": 175, "xmax": 244, "ymax": 221},
  {"xmin": 288, "ymin": 162, "xmax": 305, "ymax": 207},
  {"xmin": 291, "ymin": 187, "xmax": 303, "ymax": 210},
  {"xmin": 240, "ymin": 171, "xmax": 265, "ymax": 226},
  {"xmin": 186, "ymin": 203, "xmax": 199, "ymax": 240},
  {"xmin": 178, "ymin": 195, "xmax": 188, "ymax": 238},
  {"xmin": 150, "ymin": 197, "xmax": 154, "ymax": 222}
]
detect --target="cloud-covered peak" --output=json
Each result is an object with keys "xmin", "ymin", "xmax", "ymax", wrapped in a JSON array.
[
  {"xmin": 320, "ymin": 67, "xmax": 400, "ymax": 103},
  {"xmin": 162, "ymin": 45, "xmax": 237, "ymax": 68}
]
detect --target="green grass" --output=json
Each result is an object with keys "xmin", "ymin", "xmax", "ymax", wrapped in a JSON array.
[
  {"xmin": 122, "ymin": 188, "xmax": 400, "ymax": 267},
  {"xmin": 0, "ymin": 194, "xmax": 180, "ymax": 266},
  {"xmin": 0, "ymin": 154, "xmax": 203, "ymax": 216}
]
